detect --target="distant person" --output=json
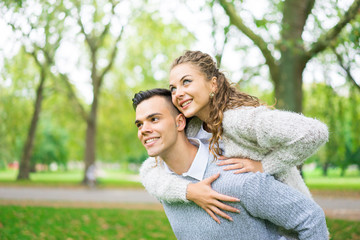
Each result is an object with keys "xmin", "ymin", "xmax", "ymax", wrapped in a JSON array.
[
  {"xmin": 133, "ymin": 88, "xmax": 329, "ymax": 240},
  {"xmin": 139, "ymin": 50, "xmax": 329, "ymax": 223},
  {"xmin": 86, "ymin": 164, "xmax": 97, "ymax": 188}
]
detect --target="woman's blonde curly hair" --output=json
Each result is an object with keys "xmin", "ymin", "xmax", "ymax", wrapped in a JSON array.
[{"xmin": 171, "ymin": 50, "xmax": 263, "ymax": 158}]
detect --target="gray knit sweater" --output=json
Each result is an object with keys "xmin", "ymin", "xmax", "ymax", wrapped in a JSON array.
[
  {"xmin": 162, "ymin": 160, "xmax": 328, "ymax": 240},
  {"xmin": 140, "ymin": 106, "xmax": 329, "ymax": 202}
]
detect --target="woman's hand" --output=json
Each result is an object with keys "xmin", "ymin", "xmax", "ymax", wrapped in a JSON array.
[
  {"xmin": 217, "ymin": 156, "xmax": 264, "ymax": 174},
  {"xmin": 186, "ymin": 173, "xmax": 241, "ymax": 224}
]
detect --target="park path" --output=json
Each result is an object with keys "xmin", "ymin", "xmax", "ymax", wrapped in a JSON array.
[{"xmin": 0, "ymin": 186, "xmax": 359, "ymax": 220}]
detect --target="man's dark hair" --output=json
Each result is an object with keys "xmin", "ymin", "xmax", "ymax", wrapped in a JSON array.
[{"xmin": 132, "ymin": 88, "xmax": 179, "ymax": 114}]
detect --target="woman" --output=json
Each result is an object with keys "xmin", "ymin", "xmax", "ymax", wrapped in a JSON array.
[{"xmin": 140, "ymin": 50, "xmax": 328, "ymax": 223}]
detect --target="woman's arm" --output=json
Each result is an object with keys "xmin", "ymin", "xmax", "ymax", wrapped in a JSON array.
[
  {"xmin": 256, "ymin": 109, "xmax": 328, "ymax": 175},
  {"xmin": 223, "ymin": 107, "xmax": 328, "ymax": 175},
  {"xmin": 140, "ymin": 157, "xmax": 241, "ymax": 222},
  {"xmin": 139, "ymin": 157, "xmax": 189, "ymax": 203}
]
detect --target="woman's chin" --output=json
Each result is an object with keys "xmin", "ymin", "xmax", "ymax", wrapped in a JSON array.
[{"xmin": 183, "ymin": 111, "xmax": 195, "ymax": 118}]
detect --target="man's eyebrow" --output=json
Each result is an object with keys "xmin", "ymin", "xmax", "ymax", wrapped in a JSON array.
[
  {"xmin": 147, "ymin": 113, "xmax": 162, "ymax": 119},
  {"xmin": 134, "ymin": 113, "xmax": 162, "ymax": 125},
  {"xmin": 169, "ymin": 75, "xmax": 191, "ymax": 88}
]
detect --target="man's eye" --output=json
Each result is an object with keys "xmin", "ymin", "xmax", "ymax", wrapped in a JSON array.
[
  {"xmin": 152, "ymin": 117, "xmax": 159, "ymax": 122},
  {"xmin": 136, "ymin": 123, "xmax": 142, "ymax": 128}
]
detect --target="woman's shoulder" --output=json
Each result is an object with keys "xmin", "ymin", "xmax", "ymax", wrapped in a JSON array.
[{"xmin": 223, "ymin": 106, "xmax": 269, "ymax": 120}]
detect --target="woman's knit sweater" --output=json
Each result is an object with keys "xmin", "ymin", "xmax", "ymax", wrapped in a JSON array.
[{"xmin": 139, "ymin": 106, "xmax": 329, "ymax": 202}]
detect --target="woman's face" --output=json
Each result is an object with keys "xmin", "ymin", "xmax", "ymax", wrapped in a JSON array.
[{"xmin": 169, "ymin": 63, "xmax": 216, "ymax": 121}]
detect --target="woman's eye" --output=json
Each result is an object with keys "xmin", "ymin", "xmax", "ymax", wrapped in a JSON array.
[
  {"xmin": 183, "ymin": 79, "xmax": 191, "ymax": 85},
  {"xmin": 136, "ymin": 123, "xmax": 142, "ymax": 128},
  {"xmin": 152, "ymin": 117, "xmax": 159, "ymax": 122},
  {"xmin": 170, "ymin": 86, "xmax": 176, "ymax": 93}
]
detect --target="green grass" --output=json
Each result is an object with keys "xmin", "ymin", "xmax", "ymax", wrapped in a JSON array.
[
  {"xmin": 327, "ymin": 218, "xmax": 360, "ymax": 240},
  {"xmin": 303, "ymin": 168, "xmax": 360, "ymax": 191},
  {"xmin": 0, "ymin": 205, "xmax": 358, "ymax": 240},
  {"xmin": 1, "ymin": 167, "xmax": 359, "ymax": 191},
  {"xmin": 0, "ymin": 169, "xmax": 143, "ymax": 188},
  {"xmin": 0, "ymin": 205, "xmax": 175, "ymax": 240}
]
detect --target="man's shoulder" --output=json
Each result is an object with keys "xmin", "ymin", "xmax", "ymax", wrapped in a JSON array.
[{"xmin": 205, "ymin": 169, "xmax": 275, "ymax": 193}]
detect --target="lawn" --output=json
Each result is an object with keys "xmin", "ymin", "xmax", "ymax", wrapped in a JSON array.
[
  {"xmin": 0, "ymin": 205, "xmax": 358, "ymax": 240},
  {"xmin": 0, "ymin": 205, "xmax": 176, "ymax": 240},
  {"xmin": 0, "ymin": 169, "xmax": 143, "ymax": 188},
  {"xmin": 303, "ymin": 168, "xmax": 360, "ymax": 191},
  {"xmin": 1, "ymin": 167, "xmax": 359, "ymax": 191}
]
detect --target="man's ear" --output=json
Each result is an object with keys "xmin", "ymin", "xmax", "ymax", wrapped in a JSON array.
[
  {"xmin": 176, "ymin": 113, "xmax": 186, "ymax": 131},
  {"xmin": 211, "ymin": 76, "xmax": 218, "ymax": 92}
]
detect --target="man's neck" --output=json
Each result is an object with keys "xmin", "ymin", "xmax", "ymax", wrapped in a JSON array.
[{"xmin": 160, "ymin": 136, "xmax": 198, "ymax": 175}]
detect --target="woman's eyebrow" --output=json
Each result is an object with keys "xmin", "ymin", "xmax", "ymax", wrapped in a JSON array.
[{"xmin": 169, "ymin": 75, "xmax": 191, "ymax": 88}]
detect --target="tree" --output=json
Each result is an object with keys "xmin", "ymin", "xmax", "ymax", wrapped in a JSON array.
[
  {"xmin": 217, "ymin": 0, "xmax": 360, "ymax": 112},
  {"xmin": 50, "ymin": 0, "xmax": 130, "ymax": 184},
  {"xmin": 2, "ymin": 0, "xmax": 68, "ymax": 179},
  {"xmin": 96, "ymin": 10, "xmax": 195, "ymax": 165}
]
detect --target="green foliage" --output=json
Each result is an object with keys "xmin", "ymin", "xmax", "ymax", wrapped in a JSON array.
[
  {"xmin": 96, "ymin": 9, "xmax": 195, "ymax": 163},
  {"xmin": 30, "ymin": 118, "xmax": 69, "ymax": 169},
  {"xmin": 303, "ymin": 82, "xmax": 360, "ymax": 175},
  {"xmin": 0, "ymin": 205, "xmax": 175, "ymax": 240},
  {"xmin": 0, "ymin": 49, "xmax": 37, "ymax": 166}
]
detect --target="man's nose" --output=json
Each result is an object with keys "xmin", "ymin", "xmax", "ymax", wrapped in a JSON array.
[{"xmin": 141, "ymin": 122, "xmax": 152, "ymax": 134}]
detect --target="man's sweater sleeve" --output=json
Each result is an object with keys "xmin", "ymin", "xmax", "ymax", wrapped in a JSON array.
[
  {"xmin": 139, "ymin": 157, "xmax": 190, "ymax": 203},
  {"xmin": 241, "ymin": 173, "xmax": 329, "ymax": 240}
]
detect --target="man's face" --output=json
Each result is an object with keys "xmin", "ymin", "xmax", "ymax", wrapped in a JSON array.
[{"xmin": 135, "ymin": 96, "xmax": 179, "ymax": 157}]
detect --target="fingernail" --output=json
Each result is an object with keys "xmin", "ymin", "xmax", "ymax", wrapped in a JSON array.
[
  {"xmin": 229, "ymin": 217, "xmax": 233, "ymax": 221},
  {"xmin": 237, "ymin": 210, "xmax": 241, "ymax": 213}
]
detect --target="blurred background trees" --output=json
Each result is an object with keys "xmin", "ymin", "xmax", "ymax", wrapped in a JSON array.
[{"xmin": 0, "ymin": 0, "xmax": 359, "ymax": 181}]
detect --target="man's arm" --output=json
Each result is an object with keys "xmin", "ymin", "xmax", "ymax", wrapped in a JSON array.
[{"xmin": 241, "ymin": 173, "xmax": 328, "ymax": 240}]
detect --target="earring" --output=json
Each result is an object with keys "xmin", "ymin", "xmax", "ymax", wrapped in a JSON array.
[{"xmin": 209, "ymin": 92, "xmax": 215, "ymax": 98}]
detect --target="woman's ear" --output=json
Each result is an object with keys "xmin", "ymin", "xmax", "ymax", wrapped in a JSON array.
[
  {"xmin": 211, "ymin": 76, "xmax": 218, "ymax": 92},
  {"xmin": 176, "ymin": 114, "xmax": 186, "ymax": 131}
]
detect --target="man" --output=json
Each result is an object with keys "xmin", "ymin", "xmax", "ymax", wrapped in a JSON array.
[{"xmin": 133, "ymin": 88, "xmax": 328, "ymax": 240}]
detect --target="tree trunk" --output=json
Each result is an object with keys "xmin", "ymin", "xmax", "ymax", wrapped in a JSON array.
[
  {"xmin": 82, "ymin": 95, "xmax": 98, "ymax": 184},
  {"xmin": 276, "ymin": 56, "xmax": 306, "ymax": 112},
  {"xmin": 322, "ymin": 162, "xmax": 329, "ymax": 176},
  {"xmin": 276, "ymin": 0, "xmax": 313, "ymax": 112},
  {"xmin": 17, "ymin": 68, "xmax": 46, "ymax": 180}
]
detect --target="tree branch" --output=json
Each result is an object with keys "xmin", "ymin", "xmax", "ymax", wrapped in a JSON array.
[
  {"xmin": 307, "ymin": 0, "xmax": 360, "ymax": 59},
  {"xmin": 74, "ymin": 2, "xmax": 96, "ymax": 52},
  {"xmin": 98, "ymin": 1, "xmax": 117, "ymax": 46},
  {"xmin": 98, "ymin": 26, "xmax": 125, "ymax": 89},
  {"xmin": 57, "ymin": 72, "xmax": 88, "ymax": 121},
  {"xmin": 332, "ymin": 47, "xmax": 360, "ymax": 92},
  {"xmin": 217, "ymin": 0, "xmax": 279, "ymax": 80},
  {"xmin": 304, "ymin": 0, "xmax": 316, "ymax": 25}
]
